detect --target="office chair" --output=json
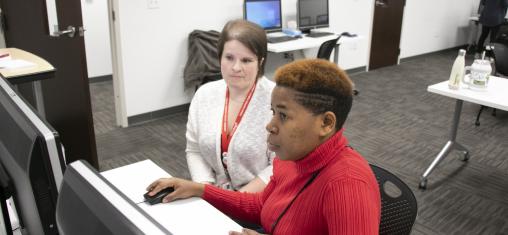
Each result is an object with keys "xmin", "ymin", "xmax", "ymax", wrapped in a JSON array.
[
  {"xmin": 317, "ymin": 35, "xmax": 359, "ymax": 95},
  {"xmin": 475, "ymin": 43, "xmax": 508, "ymax": 126},
  {"xmin": 370, "ymin": 164, "xmax": 418, "ymax": 235},
  {"xmin": 317, "ymin": 36, "xmax": 341, "ymax": 61}
]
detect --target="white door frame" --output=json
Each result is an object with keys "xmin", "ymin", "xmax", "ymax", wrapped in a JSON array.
[{"xmin": 107, "ymin": 0, "xmax": 128, "ymax": 127}]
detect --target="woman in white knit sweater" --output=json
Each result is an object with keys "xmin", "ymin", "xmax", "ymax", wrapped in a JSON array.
[{"xmin": 186, "ymin": 19, "xmax": 275, "ymax": 192}]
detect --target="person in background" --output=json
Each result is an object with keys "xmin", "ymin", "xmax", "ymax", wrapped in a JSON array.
[
  {"xmin": 476, "ymin": 0, "xmax": 508, "ymax": 53},
  {"xmin": 148, "ymin": 59, "xmax": 381, "ymax": 235},
  {"xmin": 185, "ymin": 19, "xmax": 275, "ymax": 192}
]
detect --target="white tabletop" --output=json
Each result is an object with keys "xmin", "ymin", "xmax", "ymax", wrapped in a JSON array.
[
  {"xmin": 267, "ymin": 33, "xmax": 362, "ymax": 53},
  {"xmin": 0, "ymin": 48, "xmax": 55, "ymax": 79},
  {"xmin": 101, "ymin": 159, "xmax": 242, "ymax": 235},
  {"xmin": 427, "ymin": 76, "xmax": 508, "ymax": 111}
]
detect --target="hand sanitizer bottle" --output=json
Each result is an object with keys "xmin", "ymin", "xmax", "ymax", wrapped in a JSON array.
[{"xmin": 448, "ymin": 49, "xmax": 466, "ymax": 90}]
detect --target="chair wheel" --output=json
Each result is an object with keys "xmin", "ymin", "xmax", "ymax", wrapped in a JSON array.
[
  {"xmin": 418, "ymin": 178, "xmax": 427, "ymax": 190},
  {"xmin": 353, "ymin": 90, "xmax": 359, "ymax": 96},
  {"xmin": 462, "ymin": 151, "xmax": 470, "ymax": 161},
  {"xmin": 475, "ymin": 121, "xmax": 480, "ymax": 126}
]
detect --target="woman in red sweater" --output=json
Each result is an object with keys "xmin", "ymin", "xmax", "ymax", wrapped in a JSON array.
[{"xmin": 146, "ymin": 59, "xmax": 381, "ymax": 235}]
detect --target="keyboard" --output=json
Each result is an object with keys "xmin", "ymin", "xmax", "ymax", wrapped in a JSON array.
[
  {"xmin": 306, "ymin": 32, "xmax": 335, "ymax": 38},
  {"xmin": 267, "ymin": 36, "xmax": 298, "ymax": 43}
]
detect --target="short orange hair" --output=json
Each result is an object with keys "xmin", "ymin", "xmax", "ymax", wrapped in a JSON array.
[{"xmin": 274, "ymin": 59, "xmax": 353, "ymax": 130}]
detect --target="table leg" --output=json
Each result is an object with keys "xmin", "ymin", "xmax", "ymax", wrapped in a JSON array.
[
  {"xmin": 299, "ymin": 50, "xmax": 305, "ymax": 59},
  {"xmin": 419, "ymin": 100, "xmax": 470, "ymax": 189},
  {"xmin": 33, "ymin": 80, "xmax": 46, "ymax": 117},
  {"xmin": 333, "ymin": 44, "xmax": 339, "ymax": 64}
]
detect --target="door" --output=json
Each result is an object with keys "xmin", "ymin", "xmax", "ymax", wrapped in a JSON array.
[
  {"xmin": 369, "ymin": 0, "xmax": 405, "ymax": 70},
  {"xmin": 0, "ymin": 0, "xmax": 99, "ymax": 168}
]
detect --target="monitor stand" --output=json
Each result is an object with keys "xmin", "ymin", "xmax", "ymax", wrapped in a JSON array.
[
  {"xmin": 301, "ymin": 28, "xmax": 312, "ymax": 35},
  {"xmin": 306, "ymin": 29, "xmax": 334, "ymax": 38}
]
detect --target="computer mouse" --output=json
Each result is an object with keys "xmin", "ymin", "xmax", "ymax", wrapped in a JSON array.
[
  {"xmin": 143, "ymin": 187, "xmax": 175, "ymax": 205},
  {"xmin": 341, "ymin": 32, "xmax": 357, "ymax": 37}
]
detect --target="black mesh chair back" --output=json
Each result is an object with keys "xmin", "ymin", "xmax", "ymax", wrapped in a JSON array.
[
  {"xmin": 370, "ymin": 164, "xmax": 417, "ymax": 235},
  {"xmin": 316, "ymin": 34, "xmax": 359, "ymax": 95},
  {"xmin": 494, "ymin": 23, "xmax": 508, "ymax": 46},
  {"xmin": 316, "ymin": 36, "xmax": 341, "ymax": 60},
  {"xmin": 492, "ymin": 43, "xmax": 508, "ymax": 76}
]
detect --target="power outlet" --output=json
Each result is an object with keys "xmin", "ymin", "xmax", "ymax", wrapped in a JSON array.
[{"xmin": 147, "ymin": 0, "xmax": 159, "ymax": 9}]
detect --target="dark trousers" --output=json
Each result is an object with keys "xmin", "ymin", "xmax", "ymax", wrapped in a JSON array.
[{"xmin": 477, "ymin": 25, "xmax": 501, "ymax": 52}]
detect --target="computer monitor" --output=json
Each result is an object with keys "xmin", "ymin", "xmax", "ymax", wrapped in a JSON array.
[
  {"xmin": 0, "ymin": 76, "xmax": 66, "ymax": 234},
  {"xmin": 56, "ymin": 160, "xmax": 171, "ymax": 235},
  {"xmin": 244, "ymin": 0, "xmax": 282, "ymax": 32},
  {"xmin": 297, "ymin": 0, "xmax": 330, "ymax": 34}
]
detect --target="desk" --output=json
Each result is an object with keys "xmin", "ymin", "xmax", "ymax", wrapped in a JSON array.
[
  {"xmin": 0, "ymin": 48, "xmax": 55, "ymax": 117},
  {"xmin": 419, "ymin": 76, "xmax": 508, "ymax": 189},
  {"xmin": 101, "ymin": 159, "xmax": 242, "ymax": 234},
  {"xmin": 268, "ymin": 33, "xmax": 362, "ymax": 95},
  {"xmin": 268, "ymin": 33, "xmax": 362, "ymax": 64}
]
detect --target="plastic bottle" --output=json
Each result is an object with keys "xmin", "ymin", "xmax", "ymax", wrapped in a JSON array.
[{"xmin": 448, "ymin": 49, "xmax": 466, "ymax": 90}]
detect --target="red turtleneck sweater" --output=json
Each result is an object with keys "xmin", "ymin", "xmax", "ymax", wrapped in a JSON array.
[{"xmin": 202, "ymin": 130, "xmax": 381, "ymax": 235}]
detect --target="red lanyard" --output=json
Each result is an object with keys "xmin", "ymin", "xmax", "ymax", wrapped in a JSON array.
[{"xmin": 221, "ymin": 83, "xmax": 257, "ymax": 156}]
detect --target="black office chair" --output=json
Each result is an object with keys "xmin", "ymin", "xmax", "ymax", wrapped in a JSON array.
[
  {"xmin": 370, "ymin": 164, "xmax": 418, "ymax": 235},
  {"xmin": 317, "ymin": 36, "xmax": 341, "ymax": 61},
  {"xmin": 317, "ymin": 34, "xmax": 359, "ymax": 95},
  {"xmin": 475, "ymin": 43, "xmax": 508, "ymax": 126}
]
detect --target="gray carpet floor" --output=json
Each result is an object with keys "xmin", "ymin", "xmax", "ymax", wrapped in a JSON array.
[{"xmin": 90, "ymin": 49, "xmax": 508, "ymax": 234}]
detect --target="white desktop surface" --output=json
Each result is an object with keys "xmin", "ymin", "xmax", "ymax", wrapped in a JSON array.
[
  {"xmin": 267, "ymin": 33, "xmax": 362, "ymax": 53},
  {"xmin": 427, "ymin": 76, "xmax": 508, "ymax": 111},
  {"xmin": 101, "ymin": 159, "xmax": 243, "ymax": 235},
  {"xmin": 101, "ymin": 159, "xmax": 170, "ymax": 203}
]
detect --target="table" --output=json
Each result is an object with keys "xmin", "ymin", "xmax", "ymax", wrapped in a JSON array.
[
  {"xmin": 419, "ymin": 76, "xmax": 508, "ymax": 189},
  {"xmin": 268, "ymin": 32, "xmax": 362, "ymax": 95},
  {"xmin": 101, "ymin": 159, "xmax": 243, "ymax": 234},
  {"xmin": 267, "ymin": 32, "xmax": 362, "ymax": 64},
  {"xmin": 0, "ymin": 48, "xmax": 55, "ymax": 117}
]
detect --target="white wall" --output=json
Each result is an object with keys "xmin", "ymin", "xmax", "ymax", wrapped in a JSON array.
[
  {"xmin": 113, "ymin": 0, "xmax": 477, "ymax": 119},
  {"xmin": 114, "ymin": 0, "xmax": 242, "ymax": 117},
  {"xmin": 400, "ymin": 0, "xmax": 477, "ymax": 58},
  {"xmin": 329, "ymin": 0, "xmax": 373, "ymax": 70},
  {"xmin": 81, "ymin": 0, "xmax": 113, "ymax": 78}
]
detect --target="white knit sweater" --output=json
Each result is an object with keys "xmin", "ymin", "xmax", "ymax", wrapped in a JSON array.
[{"xmin": 185, "ymin": 77, "xmax": 275, "ymax": 190}]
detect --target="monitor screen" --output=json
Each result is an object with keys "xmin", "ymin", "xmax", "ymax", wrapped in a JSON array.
[
  {"xmin": 244, "ymin": 0, "xmax": 282, "ymax": 32},
  {"xmin": 297, "ymin": 0, "xmax": 329, "ymax": 33},
  {"xmin": 56, "ymin": 160, "xmax": 171, "ymax": 235},
  {"xmin": 0, "ymin": 76, "xmax": 66, "ymax": 234}
]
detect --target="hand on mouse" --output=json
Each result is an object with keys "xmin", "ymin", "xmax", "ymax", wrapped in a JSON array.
[{"xmin": 146, "ymin": 177, "xmax": 205, "ymax": 203}]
